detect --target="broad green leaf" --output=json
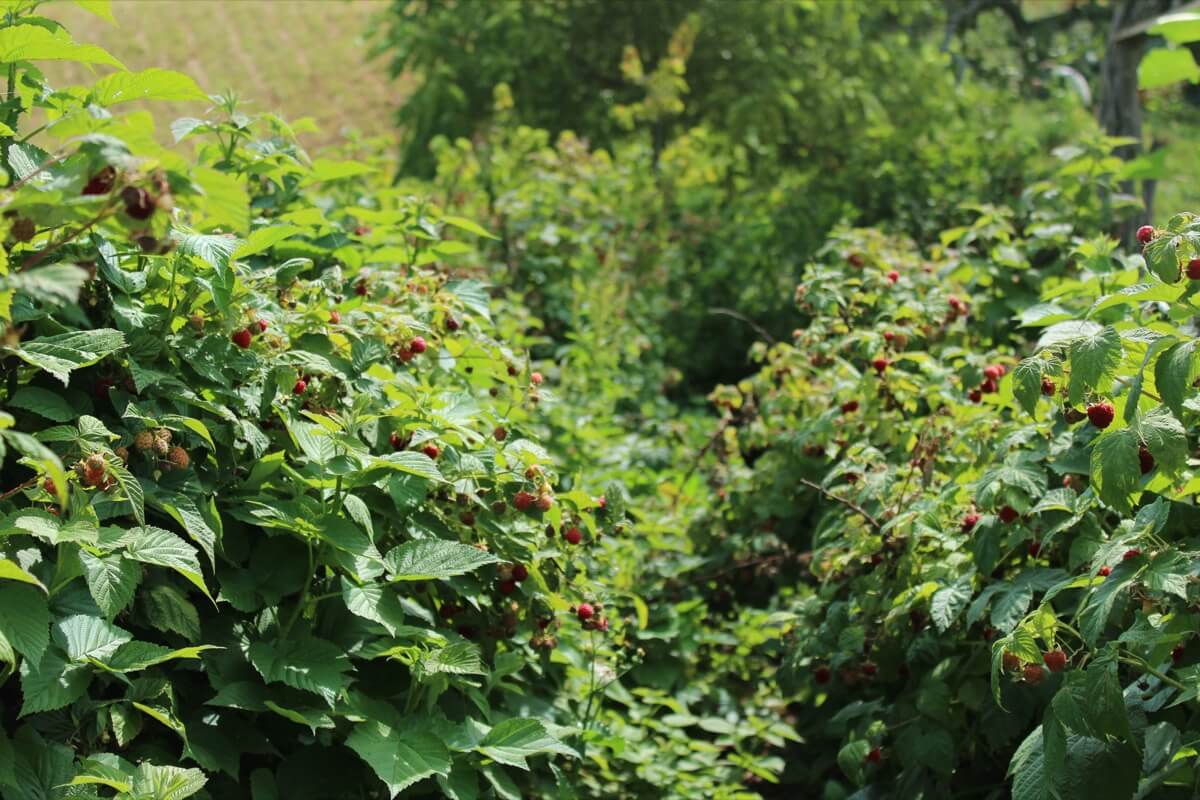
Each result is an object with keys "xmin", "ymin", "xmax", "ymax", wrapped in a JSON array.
[
  {"xmin": 142, "ymin": 583, "xmax": 200, "ymax": 639},
  {"xmin": 233, "ymin": 225, "xmax": 304, "ymax": 258},
  {"xmin": 248, "ymin": 636, "xmax": 351, "ymax": 705},
  {"xmin": 1013, "ymin": 358, "xmax": 1042, "ymax": 417},
  {"xmin": 1151, "ymin": 11, "xmax": 1200, "ymax": 44},
  {"xmin": 1145, "ymin": 231, "xmax": 1184, "ymax": 283},
  {"xmin": 930, "ymin": 577, "xmax": 972, "ymax": 632},
  {"xmin": 192, "ymin": 166, "xmax": 250, "ymax": 235},
  {"xmin": 347, "ymin": 721, "xmax": 451, "ymax": 797},
  {"xmin": 107, "ymin": 641, "xmax": 219, "ymax": 672},
  {"xmin": 1067, "ymin": 326, "xmax": 1122, "ymax": 403},
  {"xmin": 990, "ymin": 585, "xmax": 1033, "ymax": 633},
  {"xmin": 80, "ymin": 550, "xmax": 140, "ymax": 618},
  {"xmin": 0, "ymin": 25, "xmax": 122, "ymax": 67},
  {"xmin": 476, "ymin": 719, "xmax": 576, "ymax": 770},
  {"xmin": 384, "ymin": 540, "xmax": 499, "ymax": 581},
  {"xmin": 0, "ymin": 558, "xmax": 44, "ymax": 590},
  {"xmin": 123, "ymin": 526, "xmax": 210, "ymax": 599},
  {"xmin": 0, "ymin": 583, "xmax": 49, "ymax": 662},
  {"xmin": 1090, "ymin": 429, "xmax": 1142, "ymax": 512},
  {"xmin": 8, "ymin": 386, "xmax": 78, "ymax": 421},
  {"xmin": 130, "ymin": 763, "xmax": 208, "ymax": 800},
  {"xmin": 53, "ymin": 614, "xmax": 131, "ymax": 662},
  {"xmin": 90, "ymin": 68, "xmax": 207, "ymax": 105},
  {"xmin": 303, "ymin": 158, "xmax": 376, "ymax": 184},
  {"xmin": 1155, "ymin": 340, "xmax": 1199, "ymax": 418},
  {"xmin": 1035, "ymin": 320, "xmax": 1102, "ymax": 352},
  {"xmin": 6, "ymin": 328, "xmax": 126, "ymax": 384},
  {"xmin": 416, "ymin": 642, "xmax": 487, "ymax": 677},
  {"xmin": 1134, "ymin": 407, "xmax": 1187, "ymax": 474},
  {"xmin": 442, "ymin": 215, "xmax": 497, "ymax": 240},
  {"xmin": 1080, "ymin": 570, "xmax": 1137, "ymax": 644},
  {"xmin": 1139, "ymin": 47, "xmax": 1200, "ymax": 89},
  {"xmin": 19, "ymin": 647, "xmax": 90, "ymax": 715}
]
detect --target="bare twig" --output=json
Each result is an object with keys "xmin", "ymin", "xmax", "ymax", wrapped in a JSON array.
[
  {"xmin": 707, "ymin": 307, "xmax": 776, "ymax": 345},
  {"xmin": 0, "ymin": 476, "xmax": 37, "ymax": 502},
  {"xmin": 799, "ymin": 478, "xmax": 881, "ymax": 530}
]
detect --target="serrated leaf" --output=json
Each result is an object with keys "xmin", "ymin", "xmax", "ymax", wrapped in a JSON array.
[
  {"xmin": 80, "ymin": 550, "xmax": 140, "ymax": 618},
  {"xmin": 233, "ymin": 225, "xmax": 304, "ymax": 258},
  {"xmin": 991, "ymin": 585, "xmax": 1033, "ymax": 633},
  {"xmin": 1080, "ymin": 571, "xmax": 1137, "ymax": 644},
  {"xmin": 1134, "ymin": 407, "xmax": 1188, "ymax": 474},
  {"xmin": 90, "ymin": 68, "xmax": 207, "ymax": 105},
  {"xmin": 1067, "ymin": 326, "xmax": 1122, "ymax": 403},
  {"xmin": 6, "ymin": 328, "xmax": 125, "ymax": 384},
  {"xmin": 0, "ymin": 583, "xmax": 49, "ymax": 662},
  {"xmin": 930, "ymin": 577, "xmax": 972, "ymax": 632},
  {"xmin": 416, "ymin": 642, "xmax": 487, "ymax": 677},
  {"xmin": 1155, "ymin": 340, "xmax": 1199, "ymax": 418},
  {"xmin": 347, "ymin": 721, "xmax": 451, "ymax": 797},
  {"xmin": 1013, "ymin": 358, "xmax": 1043, "ymax": 416},
  {"xmin": 248, "ymin": 636, "xmax": 351, "ymax": 706},
  {"xmin": 142, "ymin": 583, "xmax": 200, "ymax": 639},
  {"xmin": 53, "ymin": 614, "xmax": 131, "ymax": 661},
  {"xmin": 384, "ymin": 540, "xmax": 499, "ymax": 581},
  {"xmin": 123, "ymin": 526, "xmax": 210, "ymax": 600},
  {"xmin": 19, "ymin": 647, "xmax": 90, "ymax": 715},
  {"xmin": 0, "ymin": 24, "xmax": 122, "ymax": 67},
  {"xmin": 1036, "ymin": 320, "xmax": 1103, "ymax": 352},
  {"xmin": 130, "ymin": 763, "xmax": 208, "ymax": 800},
  {"xmin": 476, "ymin": 719, "xmax": 576, "ymax": 770},
  {"xmin": 7, "ymin": 386, "xmax": 78, "ymax": 421},
  {"xmin": 107, "ymin": 641, "xmax": 219, "ymax": 672},
  {"xmin": 1091, "ymin": 429, "xmax": 1142, "ymax": 512}
]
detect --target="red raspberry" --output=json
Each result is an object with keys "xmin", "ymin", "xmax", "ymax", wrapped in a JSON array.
[
  {"xmin": 1041, "ymin": 378, "xmax": 1056, "ymax": 396},
  {"xmin": 121, "ymin": 186, "xmax": 155, "ymax": 219},
  {"xmin": 980, "ymin": 377, "xmax": 997, "ymax": 394},
  {"xmin": 576, "ymin": 603, "xmax": 594, "ymax": 621},
  {"xmin": 840, "ymin": 400, "xmax": 859, "ymax": 413},
  {"xmin": 1139, "ymin": 446, "xmax": 1155, "ymax": 475},
  {"xmin": 865, "ymin": 747, "xmax": 882, "ymax": 765},
  {"xmin": 1042, "ymin": 649, "xmax": 1067, "ymax": 673},
  {"xmin": 422, "ymin": 444, "xmax": 440, "ymax": 460},
  {"xmin": 998, "ymin": 506, "xmax": 1018, "ymax": 524},
  {"xmin": 848, "ymin": 253, "xmax": 865, "ymax": 268},
  {"xmin": 983, "ymin": 365, "xmax": 1002, "ymax": 380},
  {"xmin": 257, "ymin": 319, "xmax": 268, "ymax": 333},
  {"xmin": 1188, "ymin": 259, "xmax": 1200, "ymax": 280},
  {"xmin": 512, "ymin": 564, "xmax": 529, "ymax": 582},
  {"xmin": 530, "ymin": 372, "xmax": 544, "ymax": 386},
  {"xmin": 969, "ymin": 388, "xmax": 983, "ymax": 403},
  {"xmin": 1122, "ymin": 548, "xmax": 1141, "ymax": 561},
  {"xmin": 1023, "ymin": 664, "xmax": 1045, "ymax": 685},
  {"xmin": 439, "ymin": 603, "xmax": 459, "ymax": 620},
  {"xmin": 447, "ymin": 317, "xmax": 460, "ymax": 331},
  {"xmin": 498, "ymin": 579, "xmax": 517, "ymax": 596},
  {"xmin": 1003, "ymin": 651, "xmax": 1021, "ymax": 672},
  {"xmin": 409, "ymin": 336, "xmax": 427, "ymax": 355},
  {"xmin": 81, "ymin": 165, "xmax": 116, "ymax": 195},
  {"xmin": 596, "ymin": 496, "xmax": 607, "ymax": 510},
  {"xmin": 494, "ymin": 426, "xmax": 508, "ymax": 442},
  {"xmin": 355, "ymin": 280, "xmax": 367, "ymax": 296},
  {"xmin": 232, "ymin": 328, "xmax": 252, "ymax": 349},
  {"xmin": 537, "ymin": 494, "xmax": 553, "ymax": 512},
  {"xmin": 514, "ymin": 491, "xmax": 536, "ymax": 511},
  {"xmin": 1027, "ymin": 541, "xmax": 1041, "ymax": 557},
  {"xmin": 354, "ymin": 225, "xmax": 371, "ymax": 236},
  {"xmin": 886, "ymin": 270, "xmax": 899, "ymax": 284},
  {"xmin": 330, "ymin": 310, "xmax": 341, "ymax": 324},
  {"xmin": 861, "ymin": 661, "xmax": 877, "ymax": 677},
  {"xmin": 390, "ymin": 432, "xmax": 406, "ymax": 451},
  {"xmin": 883, "ymin": 330, "xmax": 895, "ymax": 341},
  {"xmin": 961, "ymin": 512, "xmax": 980, "ymax": 533},
  {"xmin": 293, "ymin": 379, "xmax": 307, "ymax": 395},
  {"xmin": 1136, "ymin": 225, "xmax": 1155, "ymax": 245},
  {"xmin": 1172, "ymin": 644, "xmax": 1186, "ymax": 664},
  {"xmin": 43, "ymin": 477, "xmax": 56, "ymax": 494},
  {"xmin": 564, "ymin": 526, "xmax": 582, "ymax": 545},
  {"xmin": 1098, "ymin": 565, "xmax": 1111, "ymax": 577},
  {"xmin": 93, "ymin": 376, "xmax": 116, "ymax": 399},
  {"xmin": 1086, "ymin": 401, "xmax": 1115, "ymax": 429},
  {"xmin": 813, "ymin": 665, "xmax": 832, "ymax": 684},
  {"xmin": 872, "ymin": 357, "xmax": 890, "ymax": 374}
]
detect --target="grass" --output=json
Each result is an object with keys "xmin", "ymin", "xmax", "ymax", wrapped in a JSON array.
[{"xmin": 44, "ymin": 0, "xmax": 405, "ymax": 149}]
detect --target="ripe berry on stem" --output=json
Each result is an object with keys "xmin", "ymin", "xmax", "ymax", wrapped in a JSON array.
[
  {"xmin": 576, "ymin": 603, "xmax": 594, "ymax": 621},
  {"xmin": 840, "ymin": 400, "xmax": 859, "ymax": 413},
  {"xmin": 1086, "ymin": 401, "xmax": 1115, "ymax": 429},
  {"xmin": 1041, "ymin": 378, "xmax": 1056, "ymax": 396},
  {"xmin": 814, "ymin": 666, "xmax": 832, "ymax": 684},
  {"xmin": 531, "ymin": 372, "xmax": 544, "ymax": 386},
  {"xmin": 998, "ymin": 506, "xmax": 1019, "ymax": 524},
  {"xmin": 422, "ymin": 444, "xmax": 440, "ymax": 460},
  {"xmin": 1122, "ymin": 548, "xmax": 1141, "ymax": 561},
  {"xmin": 1139, "ymin": 445, "xmax": 1155, "ymax": 475},
  {"xmin": 564, "ymin": 526, "xmax": 582, "ymax": 545},
  {"xmin": 872, "ymin": 357, "xmax": 890, "ymax": 374},
  {"xmin": 512, "ymin": 564, "xmax": 529, "ymax": 582},
  {"xmin": 232, "ymin": 329, "xmax": 252, "ymax": 349},
  {"xmin": 1188, "ymin": 258, "xmax": 1200, "ymax": 280},
  {"xmin": 1042, "ymin": 649, "xmax": 1067, "ymax": 673},
  {"xmin": 1136, "ymin": 225, "xmax": 1155, "ymax": 245},
  {"xmin": 514, "ymin": 491, "xmax": 536, "ymax": 511},
  {"xmin": 409, "ymin": 336, "xmax": 427, "ymax": 354},
  {"xmin": 961, "ymin": 513, "xmax": 980, "ymax": 533},
  {"xmin": 1023, "ymin": 664, "xmax": 1045, "ymax": 685},
  {"xmin": 1098, "ymin": 565, "xmax": 1111, "ymax": 577},
  {"xmin": 293, "ymin": 379, "xmax": 307, "ymax": 395},
  {"xmin": 886, "ymin": 270, "xmax": 899, "ymax": 284},
  {"xmin": 865, "ymin": 747, "xmax": 882, "ymax": 765}
]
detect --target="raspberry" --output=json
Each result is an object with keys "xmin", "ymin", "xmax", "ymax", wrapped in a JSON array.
[
  {"xmin": 1188, "ymin": 259, "xmax": 1200, "ymax": 280},
  {"xmin": 983, "ymin": 365, "xmax": 1002, "ymax": 381},
  {"xmin": 848, "ymin": 253, "xmax": 865, "ymax": 268},
  {"xmin": 93, "ymin": 376, "xmax": 116, "ymax": 400},
  {"xmin": 536, "ymin": 493, "xmax": 553, "ymax": 512},
  {"xmin": 1028, "ymin": 541, "xmax": 1041, "ymax": 557},
  {"xmin": 457, "ymin": 625, "xmax": 477, "ymax": 639},
  {"xmin": 494, "ymin": 426, "xmax": 508, "ymax": 442},
  {"xmin": 865, "ymin": 747, "xmax": 882, "ymax": 765},
  {"xmin": 134, "ymin": 430, "xmax": 155, "ymax": 451},
  {"xmin": 576, "ymin": 603, "xmax": 594, "ymax": 621},
  {"xmin": 813, "ymin": 665, "xmax": 832, "ymax": 684},
  {"xmin": 1098, "ymin": 565, "xmax": 1111, "ymax": 577},
  {"xmin": 968, "ymin": 389, "xmax": 982, "ymax": 403},
  {"xmin": 1041, "ymin": 378, "xmax": 1056, "ymax": 396},
  {"xmin": 1172, "ymin": 644, "xmax": 1186, "ymax": 664},
  {"xmin": 886, "ymin": 270, "xmax": 899, "ymax": 284},
  {"xmin": 980, "ymin": 377, "xmax": 998, "ymax": 394},
  {"xmin": 1122, "ymin": 547, "xmax": 1141, "ymax": 561},
  {"xmin": 1042, "ymin": 649, "xmax": 1067, "ymax": 673},
  {"xmin": 512, "ymin": 564, "xmax": 529, "ymax": 582},
  {"xmin": 840, "ymin": 400, "xmax": 859, "ymax": 413},
  {"xmin": 1023, "ymin": 664, "xmax": 1045, "ymax": 685},
  {"xmin": 596, "ymin": 496, "xmax": 607, "ymax": 510},
  {"xmin": 422, "ymin": 444, "xmax": 440, "ymax": 460},
  {"xmin": 447, "ymin": 317, "xmax": 460, "ymax": 331},
  {"xmin": 43, "ymin": 477, "xmax": 56, "ymax": 494},
  {"xmin": 355, "ymin": 280, "xmax": 367, "ymax": 296},
  {"xmin": 530, "ymin": 372, "xmax": 544, "ymax": 386},
  {"xmin": 564, "ymin": 526, "xmax": 582, "ymax": 545},
  {"xmin": 121, "ymin": 186, "xmax": 155, "ymax": 220},
  {"xmin": 872, "ymin": 357, "xmax": 890, "ymax": 374},
  {"xmin": 166, "ymin": 446, "xmax": 190, "ymax": 470},
  {"xmin": 1002, "ymin": 651, "xmax": 1020, "ymax": 672},
  {"xmin": 256, "ymin": 319, "xmax": 268, "ymax": 333},
  {"xmin": 998, "ymin": 506, "xmax": 1019, "ymax": 524},
  {"xmin": 1136, "ymin": 225, "xmax": 1155, "ymax": 245},
  {"xmin": 1086, "ymin": 401, "xmax": 1115, "ymax": 429},
  {"xmin": 390, "ymin": 432, "xmax": 407, "ymax": 451},
  {"xmin": 438, "ymin": 603, "xmax": 459, "ymax": 620},
  {"xmin": 498, "ymin": 579, "xmax": 517, "ymax": 596},
  {"xmin": 330, "ymin": 310, "xmax": 341, "ymax": 324},
  {"xmin": 354, "ymin": 225, "xmax": 371, "ymax": 236},
  {"xmin": 232, "ymin": 328, "xmax": 253, "ymax": 349},
  {"xmin": 961, "ymin": 512, "xmax": 980, "ymax": 533},
  {"xmin": 514, "ymin": 491, "xmax": 536, "ymax": 511},
  {"xmin": 85, "ymin": 453, "xmax": 106, "ymax": 473},
  {"xmin": 409, "ymin": 336, "xmax": 427, "ymax": 355},
  {"xmin": 861, "ymin": 661, "xmax": 877, "ymax": 677},
  {"xmin": 1139, "ymin": 446, "xmax": 1155, "ymax": 475},
  {"xmin": 883, "ymin": 331, "xmax": 895, "ymax": 342},
  {"xmin": 81, "ymin": 165, "xmax": 116, "ymax": 195},
  {"xmin": 293, "ymin": 379, "xmax": 307, "ymax": 395}
]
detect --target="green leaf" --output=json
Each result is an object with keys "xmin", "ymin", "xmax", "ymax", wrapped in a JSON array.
[
  {"xmin": 1067, "ymin": 326, "xmax": 1122, "ymax": 403},
  {"xmin": 80, "ymin": 550, "xmax": 140, "ymax": 619},
  {"xmin": 476, "ymin": 719, "xmax": 577, "ymax": 770},
  {"xmin": 1139, "ymin": 47, "xmax": 1200, "ymax": 90},
  {"xmin": 1145, "ymin": 232, "xmax": 1185, "ymax": 283},
  {"xmin": 1144, "ymin": 552, "xmax": 1190, "ymax": 599},
  {"xmin": 416, "ymin": 642, "xmax": 487, "ymax": 677},
  {"xmin": 6, "ymin": 328, "xmax": 125, "ymax": 384},
  {"xmin": 1155, "ymin": 340, "xmax": 1199, "ymax": 418},
  {"xmin": 233, "ymin": 225, "xmax": 304, "ymax": 258},
  {"xmin": 303, "ymin": 158, "xmax": 376, "ymax": 184},
  {"xmin": 72, "ymin": 1, "xmax": 116, "ymax": 22},
  {"xmin": 107, "ymin": 641, "xmax": 219, "ymax": 672},
  {"xmin": 1, "ymin": 263, "xmax": 89, "ymax": 307},
  {"xmin": 109, "ymin": 459, "xmax": 145, "ymax": 525},
  {"xmin": 930, "ymin": 577, "xmax": 972, "ymax": 632},
  {"xmin": 0, "ymin": 583, "xmax": 49, "ymax": 662},
  {"xmin": 442, "ymin": 215, "xmax": 497, "ymax": 240},
  {"xmin": 248, "ymin": 636, "xmax": 351, "ymax": 705},
  {"xmin": 123, "ymin": 526, "xmax": 210, "ymax": 600},
  {"xmin": 372, "ymin": 451, "xmax": 445, "ymax": 481},
  {"xmin": 192, "ymin": 166, "xmax": 250, "ymax": 235},
  {"xmin": 90, "ymin": 68, "xmax": 207, "ymax": 105},
  {"xmin": 53, "ymin": 614, "xmax": 132, "ymax": 662},
  {"xmin": 347, "ymin": 721, "xmax": 451, "ymax": 797},
  {"xmin": 174, "ymin": 231, "xmax": 240, "ymax": 271},
  {"xmin": 384, "ymin": 540, "xmax": 500, "ymax": 581},
  {"xmin": 1151, "ymin": 11, "xmax": 1200, "ymax": 43},
  {"xmin": 142, "ymin": 583, "xmax": 200, "ymax": 639},
  {"xmin": 130, "ymin": 763, "xmax": 208, "ymax": 800},
  {"xmin": 1080, "ymin": 571, "xmax": 1137, "ymax": 645},
  {"xmin": 991, "ymin": 585, "xmax": 1033, "ymax": 633},
  {"xmin": 1134, "ymin": 407, "xmax": 1187, "ymax": 474},
  {"xmin": 1036, "ymin": 320, "xmax": 1103, "ymax": 352},
  {"xmin": 19, "ymin": 647, "xmax": 90, "ymax": 715},
  {"xmin": 0, "ymin": 558, "xmax": 44, "ymax": 590},
  {"xmin": 0, "ymin": 25, "xmax": 123, "ymax": 67},
  {"xmin": 1090, "ymin": 429, "xmax": 1142, "ymax": 512},
  {"xmin": 1013, "ymin": 358, "xmax": 1043, "ymax": 416},
  {"xmin": 8, "ymin": 386, "xmax": 78, "ymax": 421},
  {"xmin": 341, "ymin": 578, "xmax": 405, "ymax": 634}
]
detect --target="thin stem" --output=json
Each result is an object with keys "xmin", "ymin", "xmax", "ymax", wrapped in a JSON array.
[
  {"xmin": 1119, "ymin": 653, "xmax": 1187, "ymax": 692},
  {"xmin": 799, "ymin": 478, "xmax": 881, "ymax": 530},
  {"xmin": 281, "ymin": 538, "xmax": 316, "ymax": 639},
  {"xmin": 19, "ymin": 203, "xmax": 116, "ymax": 272},
  {"xmin": 0, "ymin": 475, "xmax": 36, "ymax": 502}
]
